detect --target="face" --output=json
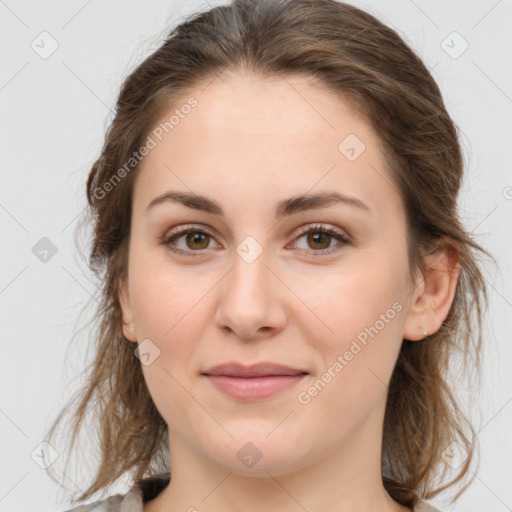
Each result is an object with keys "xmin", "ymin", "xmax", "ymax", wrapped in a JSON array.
[{"xmin": 119, "ymin": 73, "xmax": 419, "ymax": 476}]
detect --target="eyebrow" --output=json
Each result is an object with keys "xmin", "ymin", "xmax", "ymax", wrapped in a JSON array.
[{"xmin": 145, "ymin": 190, "xmax": 372, "ymax": 217}]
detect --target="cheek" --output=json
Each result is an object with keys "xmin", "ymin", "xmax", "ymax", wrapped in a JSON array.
[
  {"xmin": 127, "ymin": 247, "xmax": 206, "ymax": 339},
  {"xmin": 130, "ymin": 262, "xmax": 213, "ymax": 423},
  {"xmin": 291, "ymin": 253, "xmax": 407, "ymax": 391},
  {"xmin": 127, "ymin": 249, "xmax": 218, "ymax": 385},
  {"xmin": 291, "ymin": 266, "xmax": 405, "ymax": 439},
  {"xmin": 292, "ymin": 257, "xmax": 404, "ymax": 339}
]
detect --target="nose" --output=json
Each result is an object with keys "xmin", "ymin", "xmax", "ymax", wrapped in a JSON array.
[{"xmin": 214, "ymin": 248, "xmax": 288, "ymax": 341}]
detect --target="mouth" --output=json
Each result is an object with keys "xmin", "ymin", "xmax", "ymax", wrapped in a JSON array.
[{"xmin": 201, "ymin": 362, "xmax": 308, "ymax": 400}]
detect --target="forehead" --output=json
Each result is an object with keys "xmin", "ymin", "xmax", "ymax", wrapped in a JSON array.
[
  {"xmin": 167, "ymin": 72, "xmax": 368, "ymax": 152},
  {"xmin": 135, "ymin": 73, "xmax": 402, "ymax": 221}
]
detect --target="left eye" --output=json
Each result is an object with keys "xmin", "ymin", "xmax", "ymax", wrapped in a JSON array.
[
  {"xmin": 288, "ymin": 225, "xmax": 349, "ymax": 255},
  {"xmin": 162, "ymin": 224, "xmax": 349, "ymax": 257}
]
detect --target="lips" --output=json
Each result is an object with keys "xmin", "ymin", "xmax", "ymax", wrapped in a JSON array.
[
  {"xmin": 201, "ymin": 362, "xmax": 308, "ymax": 400},
  {"xmin": 202, "ymin": 362, "xmax": 308, "ymax": 378}
]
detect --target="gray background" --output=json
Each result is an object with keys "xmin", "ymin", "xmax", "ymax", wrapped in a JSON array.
[{"xmin": 1, "ymin": 1, "xmax": 511, "ymax": 511}]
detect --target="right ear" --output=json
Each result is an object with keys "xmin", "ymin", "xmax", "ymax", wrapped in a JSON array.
[{"xmin": 118, "ymin": 276, "xmax": 137, "ymax": 342}]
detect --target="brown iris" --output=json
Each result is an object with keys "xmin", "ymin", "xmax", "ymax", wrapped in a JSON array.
[
  {"xmin": 306, "ymin": 232, "xmax": 331, "ymax": 250},
  {"xmin": 185, "ymin": 232, "xmax": 210, "ymax": 250}
]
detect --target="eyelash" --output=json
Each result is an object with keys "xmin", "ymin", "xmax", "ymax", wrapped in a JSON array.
[{"xmin": 161, "ymin": 223, "xmax": 350, "ymax": 258}]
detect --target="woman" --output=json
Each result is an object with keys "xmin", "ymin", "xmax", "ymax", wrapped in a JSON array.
[{"xmin": 45, "ymin": 1, "xmax": 491, "ymax": 511}]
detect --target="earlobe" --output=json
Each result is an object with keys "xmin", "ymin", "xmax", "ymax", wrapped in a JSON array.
[
  {"xmin": 118, "ymin": 277, "xmax": 138, "ymax": 343},
  {"xmin": 121, "ymin": 320, "xmax": 137, "ymax": 342},
  {"xmin": 402, "ymin": 238, "xmax": 460, "ymax": 341}
]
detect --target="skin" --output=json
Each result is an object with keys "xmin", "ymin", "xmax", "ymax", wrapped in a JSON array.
[{"xmin": 119, "ymin": 72, "xmax": 459, "ymax": 512}]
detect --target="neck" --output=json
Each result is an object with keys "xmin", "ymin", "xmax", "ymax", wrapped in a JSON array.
[{"xmin": 144, "ymin": 402, "xmax": 411, "ymax": 512}]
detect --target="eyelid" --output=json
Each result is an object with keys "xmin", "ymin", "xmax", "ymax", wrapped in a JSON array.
[{"xmin": 291, "ymin": 223, "xmax": 349, "ymax": 241}]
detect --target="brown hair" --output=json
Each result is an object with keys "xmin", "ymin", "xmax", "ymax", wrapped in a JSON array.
[{"xmin": 44, "ymin": 0, "xmax": 494, "ymax": 508}]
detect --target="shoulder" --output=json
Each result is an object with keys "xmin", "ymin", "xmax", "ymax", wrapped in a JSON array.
[
  {"xmin": 60, "ymin": 473, "xmax": 170, "ymax": 512},
  {"xmin": 413, "ymin": 501, "xmax": 443, "ymax": 512},
  {"xmin": 61, "ymin": 487, "xmax": 143, "ymax": 512}
]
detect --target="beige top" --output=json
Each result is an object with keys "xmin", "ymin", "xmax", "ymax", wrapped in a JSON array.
[{"xmin": 63, "ymin": 475, "xmax": 442, "ymax": 512}]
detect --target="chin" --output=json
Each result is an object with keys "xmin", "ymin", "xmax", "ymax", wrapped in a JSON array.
[{"xmin": 203, "ymin": 435, "xmax": 311, "ymax": 477}]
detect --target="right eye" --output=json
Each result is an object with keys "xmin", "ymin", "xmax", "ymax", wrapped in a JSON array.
[{"xmin": 162, "ymin": 226, "xmax": 221, "ymax": 256}]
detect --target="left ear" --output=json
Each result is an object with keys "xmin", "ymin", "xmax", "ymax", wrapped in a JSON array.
[
  {"xmin": 402, "ymin": 238, "xmax": 460, "ymax": 341},
  {"xmin": 118, "ymin": 274, "xmax": 138, "ymax": 343}
]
